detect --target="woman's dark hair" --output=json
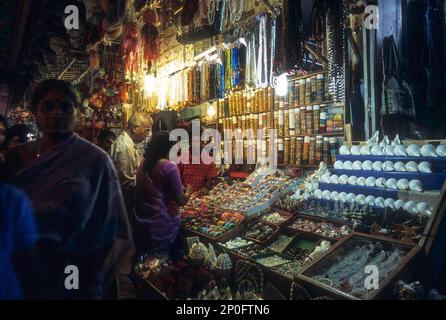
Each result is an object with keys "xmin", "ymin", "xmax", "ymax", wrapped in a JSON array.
[
  {"xmin": 30, "ymin": 79, "xmax": 81, "ymax": 112},
  {"xmin": 144, "ymin": 131, "xmax": 176, "ymax": 172},
  {"xmin": 98, "ymin": 129, "xmax": 116, "ymax": 142}
]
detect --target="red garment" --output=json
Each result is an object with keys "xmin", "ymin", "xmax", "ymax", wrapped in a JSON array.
[{"xmin": 178, "ymin": 160, "xmax": 218, "ymax": 192}]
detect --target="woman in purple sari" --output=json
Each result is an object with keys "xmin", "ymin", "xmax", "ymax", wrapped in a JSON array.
[
  {"xmin": 2, "ymin": 80, "xmax": 132, "ymax": 299},
  {"xmin": 134, "ymin": 131, "xmax": 193, "ymax": 255}
]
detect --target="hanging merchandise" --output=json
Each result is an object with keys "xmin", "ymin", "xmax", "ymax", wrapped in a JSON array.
[
  {"xmin": 275, "ymin": 0, "xmax": 305, "ymax": 74},
  {"xmin": 381, "ymin": 35, "xmax": 415, "ymax": 118},
  {"xmin": 257, "ymin": 15, "xmax": 269, "ymax": 88},
  {"xmin": 310, "ymin": 0, "xmax": 326, "ymax": 43},
  {"xmin": 141, "ymin": 9, "xmax": 160, "ymax": 65},
  {"xmin": 245, "ymin": 30, "xmax": 258, "ymax": 88},
  {"xmin": 326, "ymin": 0, "xmax": 346, "ymax": 102},
  {"xmin": 121, "ymin": 22, "xmax": 140, "ymax": 77}
]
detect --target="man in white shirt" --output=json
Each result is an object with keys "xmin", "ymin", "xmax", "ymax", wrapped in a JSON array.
[{"xmin": 111, "ymin": 112, "xmax": 151, "ymax": 214}]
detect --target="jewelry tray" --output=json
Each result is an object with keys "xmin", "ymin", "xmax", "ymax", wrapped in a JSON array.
[{"xmin": 296, "ymin": 232, "xmax": 422, "ymax": 300}]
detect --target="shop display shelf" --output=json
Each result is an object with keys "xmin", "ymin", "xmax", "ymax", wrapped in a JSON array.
[
  {"xmin": 182, "ymin": 222, "xmax": 246, "ymax": 245},
  {"xmin": 336, "ymin": 155, "xmax": 446, "ymax": 172},
  {"xmin": 242, "ymin": 220, "xmax": 280, "ymax": 245},
  {"xmin": 317, "ymin": 182, "xmax": 399, "ymax": 199},
  {"xmin": 296, "ymin": 232, "xmax": 422, "ymax": 300},
  {"xmin": 260, "ymin": 209, "xmax": 294, "ymax": 227},
  {"xmin": 285, "ymin": 214, "xmax": 352, "ymax": 242},
  {"xmin": 332, "ymin": 169, "xmax": 446, "ymax": 190}
]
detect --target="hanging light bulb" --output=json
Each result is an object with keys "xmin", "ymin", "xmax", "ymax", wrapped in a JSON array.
[
  {"xmin": 207, "ymin": 102, "xmax": 216, "ymax": 117},
  {"xmin": 275, "ymin": 73, "xmax": 288, "ymax": 97},
  {"xmin": 144, "ymin": 74, "xmax": 156, "ymax": 96}
]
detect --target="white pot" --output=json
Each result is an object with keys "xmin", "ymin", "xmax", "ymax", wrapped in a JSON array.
[
  {"xmin": 397, "ymin": 179, "xmax": 410, "ymax": 190},
  {"xmin": 357, "ymin": 177, "xmax": 366, "ymax": 186},
  {"xmin": 436, "ymin": 145, "xmax": 446, "ymax": 157},
  {"xmin": 347, "ymin": 193, "xmax": 357, "ymax": 203},
  {"xmin": 394, "ymin": 162, "xmax": 407, "ymax": 172},
  {"xmin": 421, "ymin": 144, "xmax": 438, "ymax": 157},
  {"xmin": 385, "ymin": 198, "xmax": 395, "ymax": 209},
  {"xmin": 350, "ymin": 145, "xmax": 361, "ymax": 156},
  {"xmin": 352, "ymin": 161, "xmax": 363, "ymax": 170},
  {"xmin": 322, "ymin": 190, "xmax": 331, "ymax": 200},
  {"xmin": 343, "ymin": 161, "xmax": 353, "ymax": 170},
  {"xmin": 407, "ymin": 144, "xmax": 421, "ymax": 157},
  {"xmin": 395, "ymin": 200, "xmax": 406, "ymax": 210},
  {"xmin": 384, "ymin": 145, "xmax": 395, "ymax": 156},
  {"xmin": 418, "ymin": 161, "xmax": 432, "ymax": 173},
  {"xmin": 360, "ymin": 145, "xmax": 372, "ymax": 155},
  {"xmin": 394, "ymin": 145, "xmax": 407, "ymax": 156},
  {"xmin": 405, "ymin": 201, "xmax": 418, "ymax": 214},
  {"xmin": 330, "ymin": 191, "xmax": 340, "ymax": 201},
  {"xmin": 405, "ymin": 161, "xmax": 419, "ymax": 172},
  {"xmin": 365, "ymin": 196, "xmax": 376, "ymax": 206},
  {"xmin": 347, "ymin": 176, "xmax": 358, "ymax": 185},
  {"xmin": 338, "ymin": 192, "xmax": 348, "ymax": 202},
  {"xmin": 330, "ymin": 175, "xmax": 339, "ymax": 184},
  {"xmin": 409, "ymin": 179, "xmax": 423, "ymax": 192},
  {"xmin": 313, "ymin": 189, "xmax": 323, "ymax": 199},
  {"xmin": 334, "ymin": 160, "xmax": 344, "ymax": 170},
  {"xmin": 365, "ymin": 176, "xmax": 376, "ymax": 187},
  {"xmin": 362, "ymin": 160, "xmax": 373, "ymax": 171},
  {"xmin": 371, "ymin": 145, "xmax": 384, "ymax": 156},
  {"xmin": 374, "ymin": 197, "xmax": 386, "ymax": 208},
  {"xmin": 386, "ymin": 178, "xmax": 398, "ymax": 190},
  {"xmin": 356, "ymin": 194, "xmax": 366, "ymax": 205},
  {"xmin": 338, "ymin": 175, "xmax": 349, "ymax": 185},
  {"xmin": 376, "ymin": 177, "xmax": 387, "ymax": 188},
  {"xmin": 339, "ymin": 145, "xmax": 351, "ymax": 155},
  {"xmin": 372, "ymin": 161, "xmax": 383, "ymax": 172},
  {"xmin": 383, "ymin": 161, "xmax": 395, "ymax": 172}
]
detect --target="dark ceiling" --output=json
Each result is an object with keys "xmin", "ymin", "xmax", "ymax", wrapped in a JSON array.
[{"xmin": 0, "ymin": 0, "xmax": 91, "ymax": 112}]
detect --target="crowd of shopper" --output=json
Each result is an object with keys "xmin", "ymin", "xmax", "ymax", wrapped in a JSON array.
[{"xmin": 0, "ymin": 79, "xmax": 219, "ymax": 300}]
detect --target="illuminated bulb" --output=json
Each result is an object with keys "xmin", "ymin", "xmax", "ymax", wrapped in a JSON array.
[
  {"xmin": 143, "ymin": 74, "xmax": 156, "ymax": 96},
  {"xmin": 275, "ymin": 73, "xmax": 288, "ymax": 97},
  {"xmin": 207, "ymin": 103, "xmax": 216, "ymax": 117}
]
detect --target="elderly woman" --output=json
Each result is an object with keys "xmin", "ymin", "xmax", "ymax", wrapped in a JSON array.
[{"xmin": 2, "ymin": 79, "xmax": 132, "ymax": 299}]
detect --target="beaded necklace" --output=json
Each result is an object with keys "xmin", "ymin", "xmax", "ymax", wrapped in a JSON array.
[{"xmin": 257, "ymin": 16, "xmax": 268, "ymax": 88}]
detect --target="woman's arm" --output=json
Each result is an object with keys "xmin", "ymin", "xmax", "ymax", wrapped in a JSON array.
[{"xmin": 166, "ymin": 162, "xmax": 192, "ymax": 207}]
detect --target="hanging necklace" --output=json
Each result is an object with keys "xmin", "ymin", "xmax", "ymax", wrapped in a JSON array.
[
  {"xmin": 257, "ymin": 16, "xmax": 268, "ymax": 88},
  {"xmin": 270, "ymin": 18, "xmax": 277, "ymax": 87}
]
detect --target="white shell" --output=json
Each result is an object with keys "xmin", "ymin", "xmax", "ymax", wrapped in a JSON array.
[
  {"xmin": 371, "ymin": 145, "xmax": 384, "ymax": 156},
  {"xmin": 392, "ymin": 135, "xmax": 402, "ymax": 146},
  {"xmin": 334, "ymin": 160, "xmax": 344, "ymax": 170},
  {"xmin": 343, "ymin": 161, "xmax": 353, "ymax": 170},
  {"xmin": 362, "ymin": 160, "xmax": 373, "ymax": 171},
  {"xmin": 321, "ymin": 173, "xmax": 331, "ymax": 183},
  {"xmin": 418, "ymin": 161, "xmax": 432, "ymax": 173},
  {"xmin": 314, "ymin": 189, "xmax": 323, "ymax": 199},
  {"xmin": 360, "ymin": 145, "xmax": 372, "ymax": 155},
  {"xmin": 357, "ymin": 177, "xmax": 366, "ymax": 186},
  {"xmin": 397, "ymin": 179, "xmax": 410, "ymax": 190},
  {"xmin": 394, "ymin": 145, "xmax": 407, "ymax": 156},
  {"xmin": 350, "ymin": 145, "xmax": 361, "ymax": 156},
  {"xmin": 365, "ymin": 176, "xmax": 376, "ymax": 187},
  {"xmin": 376, "ymin": 178, "xmax": 387, "ymax": 188},
  {"xmin": 394, "ymin": 162, "xmax": 407, "ymax": 172},
  {"xmin": 330, "ymin": 191, "xmax": 339, "ymax": 201},
  {"xmin": 322, "ymin": 190, "xmax": 331, "ymax": 200},
  {"xmin": 347, "ymin": 176, "xmax": 358, "ymax": 185},
  {"xmin": 421, "ymin": 144, "xmax": 438, "ymax": 157},
  {"xmin": 417, "ymin": 202, "xmax": 432, "ymax": 216},
  {"xmin": 372, "ymin": 161, "xmax": 383, "ymax": 171},
  {"xmin": 347, "ymin": 193, "xmax": 357, "ymax": 203},
  {"xmin": 405, "ymin": 201, "xmax": 418, "ymax": 214},
  {"xmin": 385, "ymin": 198, "xmax": 395, "ymax": 209},
  {"xmin": 329, "ymin": 175, "xmax": 339, "ymax": 184},
  {"xmin": 386, "ymin": 178, "xmax": 398, "ymax": 190},
  {"xmin": 365, "ymin": 196, "xmax": 376, "ymax": 206},
  {"xmin": 383, "ymin": 161, "xmax": 395, "ymax": 172},
  {"xmin": 436, "ymin": 145, "xmax": 446, "ymax": 157},
  {"xmin": 394, "ymin": 200, "xmax": 406, "ymax": 210},
  {"xmin": 409, "ymin": 179, "xmax": 423, "ymax": 192},
  {"xmin": 405, "ymin": 161, "xmax": 419, "ymax": 172},
  {"xmin": 338, "ymin": 175, "xmax": 349, "ymax": 185},
  {"xmin": 338, "ymin": 192, "xmax": 348, "ymax": 202},
  {"xmin": 352, "ymin": 161, "xmax": 363, "ymax": 170},
  {"xmin": 384, "ymin": 145, "xmax": 395, "ymax": 156},
  {"xmin": 356, "ymin": 194, "xmax": 366, "ymax": 205},
  {"xmin": 340, "ymin": 145, "xmax": 351, "ymax": 155},
  {"xmin": 375, "ymin": 197, "xmax": 386, "ymax": 208},
  {"xmin": 380, "ymin": 135, "xmax": 390, "ymax": 147},
  {"xmin": 407, "ymin": 144, "xmax": 421, "ymax": 157}
]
